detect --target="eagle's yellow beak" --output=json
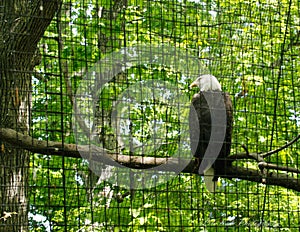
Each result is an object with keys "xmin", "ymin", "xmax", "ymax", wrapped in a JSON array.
[{"xmin": 189, "ymin": 82, "xmax": 198, "ymax": 88}]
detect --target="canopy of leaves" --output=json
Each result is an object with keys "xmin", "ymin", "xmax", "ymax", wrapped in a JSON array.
[{"xmin": 30, "ymin": 0, "xmax": 299, "ymax": 231}]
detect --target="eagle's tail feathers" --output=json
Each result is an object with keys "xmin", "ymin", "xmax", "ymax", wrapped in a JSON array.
[{"xmin": 204, "ymin": 167, "xmax": 217, "ymax": 193}]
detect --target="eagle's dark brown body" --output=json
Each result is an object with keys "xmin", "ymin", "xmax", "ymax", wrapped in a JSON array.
[{"xmin": 189, "ymin": 91, "xmax": 233, "ymax": 181}]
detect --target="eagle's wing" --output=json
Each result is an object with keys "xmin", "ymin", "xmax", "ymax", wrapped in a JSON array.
[
  {"xmin": 189, "ymin": 92, "xmax": 211, "ymax": 160},
  {"xmin": 189, "ymin": 91, "xmax": 233, "ymax": 192},
  {"xmin": 213, "ymin": 92, "xmax": 233, "ymax": 178}
]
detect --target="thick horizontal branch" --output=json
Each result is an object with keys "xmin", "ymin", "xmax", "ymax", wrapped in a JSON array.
[
  {"xmin": 223, "ymin": 166, "xmax": 300, "ymax": 192},
  {"xmin": 258, "ymin": 162, "xmax": 300, "ymax": 174},
  {"xmin": 0, "ymin": 128, "xmax": 299, "ymax": 192},
  {"xmin": 0, "ymin": 128, "xmax": 174, "ymax": 168}
]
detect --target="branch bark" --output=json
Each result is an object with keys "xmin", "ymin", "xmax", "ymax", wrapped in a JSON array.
[{"xmin": 1, "ymin": 127, "xmax": 299, "ymax": 192}]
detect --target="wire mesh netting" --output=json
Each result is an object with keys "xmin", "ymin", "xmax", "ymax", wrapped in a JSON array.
[{"xmin": 0, "ymin": 0, "xmax": 299, "ymax": 231}]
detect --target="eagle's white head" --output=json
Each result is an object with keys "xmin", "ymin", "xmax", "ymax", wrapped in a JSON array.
[{"xmin": 190, "ymin": 74, "xmax": 222, "ymax": 91}]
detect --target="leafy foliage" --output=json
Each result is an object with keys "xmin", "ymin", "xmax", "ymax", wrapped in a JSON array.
[{"xmin": 29, "ymin": 0, "xmax": 300, "ymax": 231}]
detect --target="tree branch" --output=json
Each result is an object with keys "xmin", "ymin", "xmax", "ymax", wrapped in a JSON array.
[
  {"xmin": 1, "ymin": 128, "xmax": 300, "ymax": 192},
  {"xmin": 261, "ymin": 134, "xmax": 300, "ymax": 158},
  {"xmin": 258, "ymin": 162, "xmax": 300, "ymax": 174},
  {"xmin": 223, "ymin": 166, "xmax": 300, "ymax": 192},
  {"xmin": 229, "ymin": 134, "xmax": 300, "ymax": 161}
]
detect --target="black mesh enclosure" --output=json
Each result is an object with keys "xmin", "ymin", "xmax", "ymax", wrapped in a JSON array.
[{"xmin": 0, "ymin": 0, "xmax": 300, "ymax": 231}]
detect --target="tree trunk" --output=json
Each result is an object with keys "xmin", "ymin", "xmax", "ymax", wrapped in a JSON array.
[{"xmin": 0, "ymin": 1, "xmax": 60, "ymax": 231}]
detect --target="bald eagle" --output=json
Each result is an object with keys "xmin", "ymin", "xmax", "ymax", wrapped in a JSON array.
[{"xmin": 189, "ymin": 74, "xmax": 233, "ymax": 192}]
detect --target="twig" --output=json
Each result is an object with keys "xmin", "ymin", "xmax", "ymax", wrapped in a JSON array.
[
  {"xmin": 240, "ymin": 144, "xmax": 266, "ymax": 183},
  {"xmin": 230, "ymin": 134, "xmax": 300, "ymax": 160},
  {"xmin": 261, "ymin": 134, "xmax": 300, "ymax": 158}
]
